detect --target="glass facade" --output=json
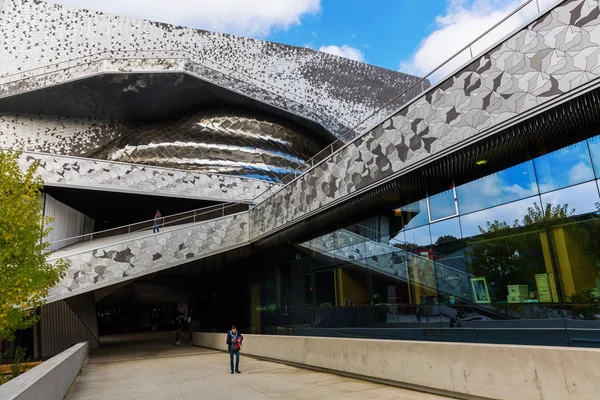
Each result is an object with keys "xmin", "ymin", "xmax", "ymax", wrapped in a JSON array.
[{"xmin": 251, "ymin": 134, "xmax": 600, "ymax": 347}]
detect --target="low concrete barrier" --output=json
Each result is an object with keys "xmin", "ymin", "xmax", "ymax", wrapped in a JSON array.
[
  {"xmin": 193, "ymin": 333, "xmax": 600, "ymax": 400},
  {"xmin": 0, "ymin": 341, "xmax": 89, "ymax": 400}
]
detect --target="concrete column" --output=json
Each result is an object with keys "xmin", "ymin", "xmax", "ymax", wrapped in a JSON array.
[
  {"xmin": 250, "ymin": 282, "xmax": 261, "ymax": 334},
  {"xmin": 539, "ymin": 231, "xmax": 560, "ymax": 302}
]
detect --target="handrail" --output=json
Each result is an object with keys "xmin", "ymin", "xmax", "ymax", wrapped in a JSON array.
[
  {"xmin": 252, "ymin": 0, "xmax": 543, "ymax": 200},
  {"xmin": 48, "ymin": 202, "xmax": 243, "ymax": 247},
  {"xmin": 306, "ymin": 229, "xmax": 473, "ymax": 302},
  {"xmin": 307, "ymin": 223, "xmax": 471, "ymax": 277}
]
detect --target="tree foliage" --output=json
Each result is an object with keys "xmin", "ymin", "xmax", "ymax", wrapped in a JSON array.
[
  {"xmin": 469, "ymin": 202, "xmax": 576, "ymax": 301},
  {"xmin": 0, "ymin": 150, "xmax": 67, "ymax": 343}
]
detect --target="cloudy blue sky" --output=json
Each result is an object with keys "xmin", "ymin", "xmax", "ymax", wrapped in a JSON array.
[{"xmin": 52, "ymin": 0, "xmax": 556, "ymax": 80}]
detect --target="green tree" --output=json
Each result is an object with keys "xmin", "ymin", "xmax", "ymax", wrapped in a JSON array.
[
  {"xmin": 522, "ymin": 202, "xmax": 574, "ymax": 225},
  {"xmin": 0, "ymin": 150, "xmax": 67, "ymax": 354}
]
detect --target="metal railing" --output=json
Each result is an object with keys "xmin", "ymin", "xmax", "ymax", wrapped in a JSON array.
[
  {"xmin": 252, "ymin": 0, "xmax": 545, "ymax": 201},
  {"xmin": 308, "ymin": 225, "xmax": 472, "ymax": 278},
  {"xmin": 48, "ymin": 202, "xmax": 248, "ymax": 250}
]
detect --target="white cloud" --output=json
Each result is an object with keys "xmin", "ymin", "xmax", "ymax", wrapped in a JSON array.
[
  {"xmin": 50, "ymin": 0, "xmax": 321, "ymax": 37},
  {"xmin": 569, "ymin": 161, "xmax": 595, "ymax": 185},
  {"xmin": 399, "ymin": 0, "xmax": 556, "ymax": 82},
  {"xmin": 540, "ymin": 181, "xmax": 599, "ymax": 216},
  {"xmin": 318, "ymin": 45, "xmax": 365, "ymax": 62}
]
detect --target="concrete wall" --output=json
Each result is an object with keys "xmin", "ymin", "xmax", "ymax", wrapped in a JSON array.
[
  {"xmin": 43, "ymin": 194, "xmax": 93, "ymax": 252},
  {"xmin": 65, "ymin": 292, "xmax": 100, "ymax": 345},
  {"xmin": 193, "ymin": 333, "xmax": 600, "ymax": 400},
  {"xmin": 0, "ymin": 341, "xmax": 89, "ymax": 400},
  {"xmin": 39, "ymin": 300, "xmax": 99, "ymax": 358}
]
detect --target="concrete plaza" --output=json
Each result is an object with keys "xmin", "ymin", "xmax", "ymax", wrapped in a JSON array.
[{"xmin": 64, "ymin": 333, "xmax": 451, "ymax": 400}]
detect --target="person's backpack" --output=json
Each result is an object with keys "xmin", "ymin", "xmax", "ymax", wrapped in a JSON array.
[{"xmin": 234, "ymin": 334, "xmax": 243, "ymax": 351}]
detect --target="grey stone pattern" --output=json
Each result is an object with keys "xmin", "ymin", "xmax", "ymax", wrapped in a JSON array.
[
  {"xmin": 0, "ymin": 113, "xmax": 127, "ymax": 157},
  {"xmin": 19, "ymin": 152, "xmax": 278, "ymax": 203},
  {"xmin": 302, "ymin": 229, "xmax": 472, "ymax": 302},
  {"xmin": 47, "ymin": 213, "xmax": 250, "ymax": 301},
  {"xmin": 0, "ymin": 0, "xmax": 424, "ymax": 139},
  {"xmin": 251, "ymin": 0, "xmax": 600, "ymax": 238}
]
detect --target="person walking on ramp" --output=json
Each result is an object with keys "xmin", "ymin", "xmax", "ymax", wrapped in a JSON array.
[
  {"xmin": 226, "ymin": 325, "xmax": 243, "ymax": 374},
  {"xmin": 152, "ymin": 210, "xmax": 162, "ymax": 233}
]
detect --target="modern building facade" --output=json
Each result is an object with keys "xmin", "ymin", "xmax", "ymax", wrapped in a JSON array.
[{"xmin": 2, "ymin": 0, "xmax": 600, "ymax": 358}]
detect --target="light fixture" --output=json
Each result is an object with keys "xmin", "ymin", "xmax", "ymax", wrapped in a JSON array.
[{"xmin": 476, "ymin": 159, "xmax": 488, "ymax": 166}]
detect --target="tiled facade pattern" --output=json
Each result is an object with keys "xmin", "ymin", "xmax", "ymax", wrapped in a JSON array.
[
  {"xmin": 0, "ymin": 113, "xmax": 126, "ymax": 157},
  {"xmin": 0, "ymin": 0, "xmax": 424, "ymax": 140},
  {"xmin": 303, "ymin": 229, "xmax": 472, "ymax": 303},
  {"xmin": 250, "ymin": 0, "xmax": 600, "ymax": 238},
  {"xmin": 105, "ymin": 110, "xmax": 324, "ymax": 182},
  {"xmin": 20, "ymin": 152, "xmax": 277, "ymax": 203},
  {"xmin": 47, "ymin": 213, "xmax": 250, "ymax": 301}
]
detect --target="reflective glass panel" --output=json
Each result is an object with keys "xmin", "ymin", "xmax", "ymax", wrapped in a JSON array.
[
  {"xmin": 461, "ymin": 196, "xmax": 553, "ymax": 304},
  {"xmin": 389, "ymin": 230, "xmax": 406, "ymax": 247},
  {"xmin": 460, "ymin": 196, "xmax": 540, "ymax": 238},
  {"xmin": 404, "ymin": 225, "xmax": 432, "ymax": 248},
  {"xmin": 534, "ymin": 140, "xmax": 594, "ymax": 193},
  {"xmin": 464, "ymin": 224, "xmax": 549, "ymax": 304},
  {"xmin": 586, "ymin": 134, "xmax": 600, "ymax": 178},
  {"xmin": 457, "ymin": 161, "xmax": 538, "ymax": 215},
  {"xmin": 337, "ymin": 265, "xmax": 370, "ymax": 306},
  {"xmin": 430, "ymin": 217, "xmax": 463, "ymax": 244},
  {"xmin": 397, "ymin": 199, "xmax": 429, "ymax": 230},
  {"xmin": 430, "ymin": 217, "xmax": 468, "ymax": 276},
  {"xmin": 369, "ymin": 253, "xmax": 411, "ymax": 305},
  {"xmin": 314, "ymin": 270, "xmax": 336, "ymax": 306},
  {"xmin": 539, "ymin": 181, "xmax": 600, "ymax": 218},
  {"xmin": 428, "ymin": 188, "xmax": 457, "ymax": 221},
  {"xmin": 547, "ymin": 215, "xmax": 600, "ymax": 304}
]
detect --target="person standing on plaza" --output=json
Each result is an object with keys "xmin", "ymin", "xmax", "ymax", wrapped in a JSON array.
[
  {"xmin": 152, "ymin": 210, "xmax": 162, "ymax": 233},
  {"xmin": 226, "ymin": 325, "xmax": 243, "ymax": 374}
]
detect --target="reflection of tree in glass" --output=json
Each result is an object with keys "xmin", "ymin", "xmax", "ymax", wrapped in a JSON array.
[
  {"xmin": 469, "ymin": 203, "xmax": 575, "ymax": 302},
  {"xmin": 436, "ymin": 235, "xmax": 458, "ymax": 244},
  {"xmin": 435, "ymin": 235, "xmax": 463, "ymax": 256}
]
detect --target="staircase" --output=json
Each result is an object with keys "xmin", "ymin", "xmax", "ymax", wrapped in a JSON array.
[{"xmin": 46, "ymin": 204, "xmax": 251, "ymax": 302}]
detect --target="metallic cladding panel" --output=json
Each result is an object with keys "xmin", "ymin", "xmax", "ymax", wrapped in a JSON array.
[
  {"xmin": 0, "ymin": 0, "xmax": 425, "ymax": 139},
  {"xmin": 105, "ymin": 110, "xmax": 324, "ymax": 181}
]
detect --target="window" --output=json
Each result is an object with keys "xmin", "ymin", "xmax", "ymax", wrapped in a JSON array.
[
  {"xmin": 457, "ymin": 161, "xmax": 538, "ymax": 215},
  {"xmin": 427, "ymin": 187, "xmax": 458, "ymax": 222},
  {"xmin": 534, "ymin": 140, "xmax": 594, "ymax": 193}
]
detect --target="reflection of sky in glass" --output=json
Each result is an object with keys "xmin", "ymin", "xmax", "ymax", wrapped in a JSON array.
[
  {"xmin": 400, "ymin": 199, "xmax": 429, "ymax": 229},
  {"xmin": 587, "ymin": 135, "xmax": 600, "ymax": 178},
  {"xmin": 457, "ymin": 161, "xmax": 538, "ymax": 215},
  {"xmin": 540, "ymin": 181, "xmax": 600, "ymax": 217},
  {"xmin": 428, "ymin": 189, "xmax": 457, "ymax": 221},
  {"xmin": 534, "ymin": 140, "xmax": 594, "ymax": 193},
  {"xmin": 404, "ymin": 225, "xmax": 432, "ymax": 247},
  {"xmin": 389, "ymin": 230, "xmax": 406, "ymax": 246},
  {"xmin": 430, "ymin": 217, "xmax": 462, "ymax": 243},
  {"xmin": 460, "ymin": 196, "xmax": 539, "ymax": 238}
]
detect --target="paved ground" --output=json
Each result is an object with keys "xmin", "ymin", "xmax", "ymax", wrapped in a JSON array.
[{"xmin": 64, "ymin": 333, "xmax": 453, "ymax": 400}]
